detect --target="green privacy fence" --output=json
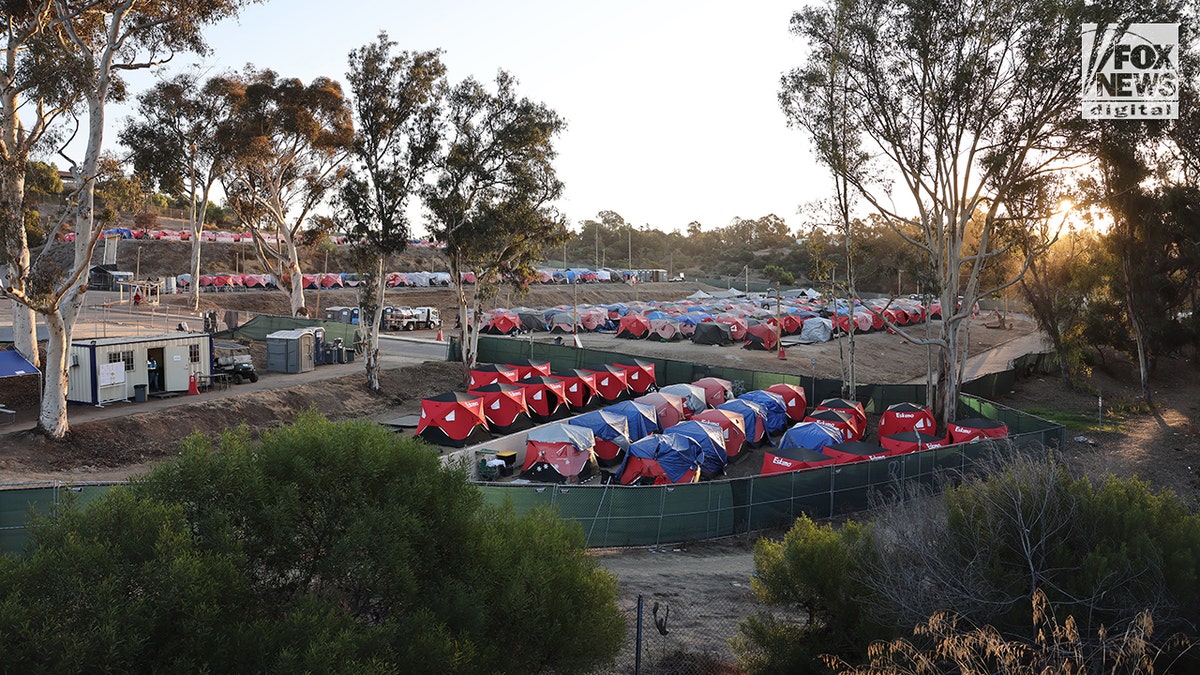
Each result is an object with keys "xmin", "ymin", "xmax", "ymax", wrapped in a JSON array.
[
  {"xmin": 462, "ymin": 335, "xmax": 1061, "ymax": 414},
  {"xmin": 0, "ymin": 339, "xmax": 1063, "ymax": 553},
  {"xmin": 0, "ymin": 483, "xmax": 117, "ymax": 553},
  {"xmin": 476, "ymin": 397, "xmax": 1063, "ymax": 547}
]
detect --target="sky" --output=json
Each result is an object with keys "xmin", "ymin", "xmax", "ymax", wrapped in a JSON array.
[{"xmin": 104, "ymin": 0, "xmax": 828, "ymax": 237}]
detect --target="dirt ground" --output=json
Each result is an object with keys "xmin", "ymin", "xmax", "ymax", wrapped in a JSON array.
[{"xmin": 2, "ymin": 272, "xmax": 1198, "ymax": 672}]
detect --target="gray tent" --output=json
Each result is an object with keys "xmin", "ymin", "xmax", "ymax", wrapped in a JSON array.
[
  {"xmin": 692, "ymin": 322, "xmax": 733, "ymax": 346},
  {"xmin": 796, "ymin": 317, "xmax": 833, "ymax": 344}
]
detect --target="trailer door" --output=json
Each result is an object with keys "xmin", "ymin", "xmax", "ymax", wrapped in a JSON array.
[{"xmin": 164, "ymin": 345, "xmax": 192, "ymax": 391}]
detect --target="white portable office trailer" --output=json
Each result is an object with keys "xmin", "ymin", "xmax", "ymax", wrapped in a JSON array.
[{"xmin": 68, "ymin": 332, "xmax": 212, "ymax": 405}]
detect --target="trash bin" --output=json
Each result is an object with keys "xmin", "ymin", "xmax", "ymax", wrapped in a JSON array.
[
  {"xmin": 346, "ymin": 349, "xmax": 354, "ymax": 363},
  {"xmin": 134, "ymin": 384, "xmax": 147, "ymax": 403}
]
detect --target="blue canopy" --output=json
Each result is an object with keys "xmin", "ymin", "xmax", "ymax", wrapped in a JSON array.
[
  {"xmin": 0, "ymin": 350, "xmax": 39, "ymax": 378},
  {"xmin": 603, "ymin": 400, "xmax": 659, "ymax": 440},
  {"xmin": 780, "ymin": 421, "xmax": 844, "ymax": 452},
  {"xmin": 667, "ymin": 420, "xmax": 728, "ymax": 475},
  {"xmin": 738, "ymin": 390, "xmax": 789, "ymax": 435},
  {"xmin": 621, "ymin": 433, "xmax": 703, "ymax": 483},
  {"xmin": 644, "ymin": 310, "xmax": 670, "ymax": 320},
  {"xmin": 568, "ymin": 410, "xmax": 631, "ymax": 449},
  {"xmin": 717, "ymin": 399, "xmax": 767, "ymax": 443}
]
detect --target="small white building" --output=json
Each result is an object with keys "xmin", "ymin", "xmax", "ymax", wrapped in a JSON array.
[{"xmin": 68, "ymin": 332, "xmax": 212, "ymax": 406}]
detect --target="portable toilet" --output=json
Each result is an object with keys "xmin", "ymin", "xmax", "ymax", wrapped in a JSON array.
[{"xmin": 266, "ymin": 327, "xmax": 319, "ymax": 373}]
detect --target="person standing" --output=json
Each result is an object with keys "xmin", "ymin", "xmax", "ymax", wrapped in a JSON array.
[{"xmin": 147, "ymin": 356, "xmax": 159, "ymax": 391}]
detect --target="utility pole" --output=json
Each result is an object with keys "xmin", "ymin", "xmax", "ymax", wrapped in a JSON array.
[
  {"xmin": 594, "ymin": 223, "xmax": 599, "ymax": 269},
  {"xmin": 627, "ymin": 227, "xmax": 632, "ymax": 270}
]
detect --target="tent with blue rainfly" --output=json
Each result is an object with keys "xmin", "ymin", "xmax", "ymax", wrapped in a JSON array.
[
  {"xmin": 568, "ymin": 409, "xmax": 632, "ymax": 469},
  {"xmin": 779, "ymin": 421, "xmax": 844, "ymax": 451},
  {"xmin": 717, "ymin": 398, "xmax": 770, "ymax": 446},
  {"xmin": 692, "ymin": 408, "xmax": 747, "ymax": 458},
  {"xmin": 602, "ymin": 399, "xmax": 660, "ymax": 440},
  {"xmin": 666, "ymin": 420, "xmax": 729, "ymax": 478},
  {"xmin": 738, "ymin": 390, "xmax": 790, "ymax": 436},
  {"xmin": 617, "ymin": 433, "xmax": 703, "ymax": 485}
]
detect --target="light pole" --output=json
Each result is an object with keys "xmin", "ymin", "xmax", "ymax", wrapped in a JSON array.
[
  {"xmin": 769, "ymin": 287, "xmax": 786, "ymax": 360},
  {"xmin": 136, "ymin": 246, "xmax": 143, "ymax": 279}
]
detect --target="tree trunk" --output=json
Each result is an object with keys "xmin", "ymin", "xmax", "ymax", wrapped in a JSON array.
[
  {"xmin": 188, "ymin": 189, "xmax": 202, "ymax": 311},
  {"xmin": 360, "ymin": 255, "xmax": 384, "ymax": 392},
  {"xmin": 0, "ymin": 159, "xmax": 39, "ymax": 367},
  {"xmin": 284, "ymin": 233, "xmax": 305, "ymax": 317},
  {"xmin": 1122, "ymin": 256, "xmax": 1153, "ymax": 404},
  {"xmin": 37, "ymin": 309, "xmax": 70, "ymax": 436}
]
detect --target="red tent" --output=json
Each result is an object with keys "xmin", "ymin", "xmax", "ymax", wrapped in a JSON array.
[
  {"xmin": 583, "ymin": 364, "xmax": 629, "ymax": 402},
  {"xmin": 616, "ymin": 313, "xmax": 650, "ymax": 339},
  {"xmin": 816, "ymin": 398, "xmax": 868, "ymax": 437},
  {"xmin": 880, "ymin": 431, "xmax": 946, "ymax": 456},
  {"xmin": 948, "ymin": 418, "xmax": 1009, "ymax": 444},
  {"xmin": 765, "ymin": 383, "xmax": 807, "ymax": 421},
  {"xmin": 716, "ymin": 315, "xmax": 748, "ymax": 340},
  {"xmin": 878, "ymin": 402, "xmax": 936, "ymax": 438},
  {"xmin": 483, "ymin": 312, "xmax": 520, "ymax": 335},
  {"xmin": 743, "ymin": 323, "xmax": 779, "ymax": 350},
  {"xmin": 692, "ymin": 409, "xmax": 747, "ymax": 458},
  {"xmin": 472, "ymin": 382, "xmax": 532, "ymax": 434},
  {"xmin": 515, "ymin": 375, "xmax": 569, "ymax": 422},
  {"xmin": 761, "ymin": 446, "xmax": 836, "ymax": 474},
  {"xmin": 416, "ymin": 392, "xmax": 489, "ymax": 447},
  {"xmin": 614, "ymin": 359, "xmax": 656, "ymax": 394},
  {"xmin": 803, "ymin": 409, "xmax": 861, "ymax": 443},
  {"xmin": 821, "ymin": 440, "xmax": 889, "ymax": 464},
  {"xmin": 550, "ymin": 369, "xmax": 599, "ymax": 411},
  {"xmin": 521, "ymin": 424, "xmax": 598, "ymax": 483},
  {"xmin": 467, "ymin": 363, "xmax": 519, "ymax": 391},
  {"xmin": 506, "ymin": 359, "xmax": 551, "ymax": 380},
  {"xmin": 693, "ymin": 377, "xmax": 734, "ymax": 407},
  {"xmin": 634, "ymin": 391, "xmax": 688, "ymax": 430}
]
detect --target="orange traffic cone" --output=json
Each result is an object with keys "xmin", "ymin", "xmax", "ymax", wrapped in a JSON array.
[
  {"xmin": 436, "ymin": 327, "xmax": 444, "ymax": 341},
  {"xmin": 188, "ymin": 373, "xmax": 200, "ymax": 396}
]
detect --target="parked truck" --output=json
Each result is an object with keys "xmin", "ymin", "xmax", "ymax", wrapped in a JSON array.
[{"xmin": 382, "ymin": 305, "xmax": 441, "ymax": 331}]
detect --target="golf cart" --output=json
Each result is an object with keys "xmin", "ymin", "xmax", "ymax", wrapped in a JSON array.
[{"xmin": 213, "ymin": 341, "xmax": 259, "ymax": 385}]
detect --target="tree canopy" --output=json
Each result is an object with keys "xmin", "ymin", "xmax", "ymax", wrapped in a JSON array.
[{"xmin": 0, "ymin": 413, "xmax": 625, "ymax": 673}]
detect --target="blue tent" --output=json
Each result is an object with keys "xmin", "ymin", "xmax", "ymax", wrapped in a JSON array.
[
  {"xmin": 603, "ymin": 400, "xmax": 659, "ymax": 440},
  {"xmin": 780, "ymin": 421, "xmax": 844, "ymax": 452},
  {"xmin": 644, "ymin": 310, "xmax": 670, "ymax": 320},
  {"xmin": 619, "ymin": 433, "xmax": 703, "ymax": 484},
  {"xmin": 0, "ymin": 350, "xmax": 39, "ymax": 378},
  {"xmin": 667, "ymin": 420, "xmax": 728, "ymax": 476},
  {"xmin": 738, "ymin": 390, "xmax": 789, "ymax": 435},
  {"xmin": 717, "ymin": 398, "xmax": 768, "ymax": 445},
  {"xmin": 568, "ymin": 410, "xmax": 632, "ymax": 450}
]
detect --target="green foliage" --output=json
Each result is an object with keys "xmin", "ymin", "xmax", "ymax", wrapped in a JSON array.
[
  {"xmin": 736, "ymin": 516, "xmax": 878, "ymax": 672},
  {"xmin": 24, "ymin": 160, "xmax": 63, "ymax": 197},
  {"xmin": 738, "ymin": 454, "xmax": 1200, "ymax": 672},
  {"xmin": 0, "ymin": 414, "xmax": 623, "ymax": 673},
  {"xmin": 763, "ymin": 265, "xmax": 795, "ymax": 287}
]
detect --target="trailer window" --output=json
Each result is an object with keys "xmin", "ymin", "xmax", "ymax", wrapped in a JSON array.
[
  {"xmin": 108, "ymin": 350, "xmax": 134, "ymax": 371},
  {"xmin": 189, "ymin": 344, "xmax": 200, "ymax": 363}
]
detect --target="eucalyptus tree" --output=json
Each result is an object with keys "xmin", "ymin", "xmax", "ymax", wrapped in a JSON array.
[
  {"xmin": 0, "ymin": 0, "xmax": 85, "ymax": 369},
  {"xmin": 339, "ymin": 34, "xmax": 445, "ymax": 390},
  {"xmin": 5, "ymin": 0, "xmax": 258, "ymax": 438},
  {"xmin": 120, "ymin": 71, "xmax": 233, "ymax": 311},
  {"xmin": 783, "ymin": 0, "xmax": 1087, "ymax": 426},
  {"xmin": 219, "ymin": 68, "xmax": 353, "ymax": 318},
  {"xmin": 424, "ymin": 71, "xmax": 568, "ymax": 368}
]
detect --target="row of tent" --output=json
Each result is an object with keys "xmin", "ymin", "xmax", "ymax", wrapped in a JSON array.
[
  {"xmin": 91, "ymin": 228, "xmax": 444, "ymax": 248},
  {"xmin": 480, "ymin": 295, "xmax": 943, "ymax": 346},
  {"xmin": 173, "ymin": 267, "xmax": 680, "ymax": 292},
  {"xmin": 416, "ymin": 360, "xmax": 1010, "ymax": 485}
]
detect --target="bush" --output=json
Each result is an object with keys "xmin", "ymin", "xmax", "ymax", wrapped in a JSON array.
[
  {"xmin": 0, "ymin": 413, "xmax": 624, "ymax": 673},
  {"xmin": 736, "ymin": 451, "xmax": 1200, "ymax": 672}
]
